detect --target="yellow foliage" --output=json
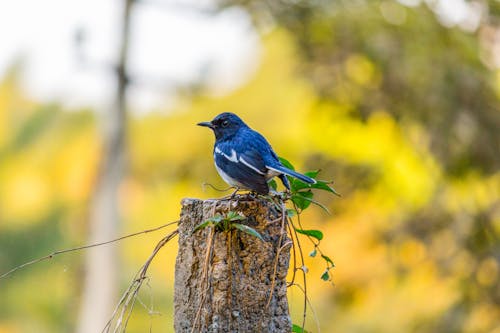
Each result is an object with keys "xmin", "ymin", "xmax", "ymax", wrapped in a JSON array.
[
  {"xmin": 443, "ymin": 172, "xmax": 500, "ymax": 215},
  {"xmin": 345, "ymin": 54, "xmax": 380, "ymax": 88},
  {"xmin": 397, "ymin": 237, "xmax": 427, "ymax": 268},
  {"xmin": 50, "ymin": 129, "xmax": 100, "ymax": 204},
  {"xmin": 0, "ymin": 73, "xmax": 35, "ymax": 148},
  {"xmin": 310, "ymin": 106, "xmax": 440, "ymax": 210},
  {"xmin": 0, "ymin": 158, "xmax": 53, "ymax": 225},
  {"xmin": 464, "ymin": 302, "xmax": 500, "ymax": 333},
  {"xmin": 476, "ymin": 257, "xmax": 499, "ymax": 287},
  {"xmin": 0, "ymin": 324, "xmax": 21, "ymax": 333}
]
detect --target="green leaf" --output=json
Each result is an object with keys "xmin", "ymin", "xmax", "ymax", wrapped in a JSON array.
[
  {"xmin": 286, "ymin": 209, "xmax": 297, "ymax": 218},
  {"xmin": 295, "ymin": 228, "xmax": 323, "ymax": 241},
  {"xmin": 232, "ymin": 223, "xmax": 264, "ymax": 241},
  {"xmin": 227, "ymin": 211, "xmax": 245, "ymax": 221},
  {"xmin": 193, "ymin": 220, "xmax": 212, "ymax": 233},
  {"xmin": 206, "ymin": 214, "xmax": 224, "ymax": 224},
  {"xmin": 290, "ymin": 178, "xmax": 311, "ymax": 192},
  {"xmin": 321, "ymin": 270, "xmax": 330, "ymax": 281},
  {"xmin": 304, "ymin": 170, "xmax": 320, "ymax": 179},
  {"xmin": 309, "ymin": 248, "xmax": 317, "ymax": 257},
  {"xmin": 308, "ymin": 197, "xmax": 331, "ymax": 214},
  {"xmin": 311, "ymin": 180, "xmax": 341, "ymax": 196},
  {"xmin": 291, "ymin": 190, "xmax": 313, "ymax": 210},
  {"xmin": 293, "ymin": 192, "xmax": 331, "ymax": 213},
  {"xmin": 292, "ymin": 324, "xmax": 309, "ymax": 333},
  {"xmin": 321, "ymin": 254, "xmax": 335, "ymax": 267},
  {"xmin": 278, "ymin": 157, "xmax": 295, "ymax": 171},
  {"xmin": 268, "ymin": 179, "xmax": 277, "ymax": 191},
  {"xmin": 227, "ymin": 211, "xmax": 238, "ymax": 219}
]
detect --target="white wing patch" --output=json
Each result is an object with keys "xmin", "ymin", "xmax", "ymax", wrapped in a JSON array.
[
  {"xmin": 215, "ymin": 146, "xmax": 238, "ymax": 162},
  {"xmin": 239, "ymin": 156, "xmax": 266, "ymax": 175}
]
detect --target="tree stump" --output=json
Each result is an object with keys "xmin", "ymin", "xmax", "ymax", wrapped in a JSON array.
[{"xmin": 174, "ymin": 195, "xmax": 292, "ymax": 333}]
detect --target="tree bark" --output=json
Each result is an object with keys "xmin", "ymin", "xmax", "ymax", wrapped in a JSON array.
[{"xmin": 174, "ymin": 195, "xmax": 292, "ymax": 333}]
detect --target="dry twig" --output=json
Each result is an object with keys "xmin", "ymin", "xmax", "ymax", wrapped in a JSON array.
[
  {"xmin": 102, "ymin": 228, "xmax": 179, "ymax": 333},
  {"xmin": 266, "ymin": 200, "xmax": 289, "ymax": 308}
]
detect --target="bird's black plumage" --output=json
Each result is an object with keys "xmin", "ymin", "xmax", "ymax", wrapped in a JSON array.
[{"xmin": 198, "ymin": 112, "xmax": 316, "ymax": 195}]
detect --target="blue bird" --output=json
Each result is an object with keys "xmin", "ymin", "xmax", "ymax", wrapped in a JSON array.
[{"xmin": 198, "ymin": 112, "xmax": 316, "ymax": 195}]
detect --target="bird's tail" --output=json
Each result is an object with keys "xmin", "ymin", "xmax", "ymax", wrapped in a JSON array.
[{"xmin": 268, "ymin": 165, "xmax": 316, "ymax": 184}]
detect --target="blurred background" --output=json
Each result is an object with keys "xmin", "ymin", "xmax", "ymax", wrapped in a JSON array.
[{"xmin": 0, "ymin": 0, "xmax": 499, "ymax": 332}]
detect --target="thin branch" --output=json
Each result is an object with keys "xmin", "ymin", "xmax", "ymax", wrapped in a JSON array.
[
  {"xmin": 295, "ymin": 206, "xmax": 334, "ymax": 276},
  {"xmin": 266, "ymin": 200, "xmax": 288, "ymax": 308},
  {"xmin": 202, "ymin": 182, "xmax": 233, "ymax": 192},
  {"xmin": 290, "ymin": 202, "xmax": 308, "ymax": 332},
  {"xmin": 289, "ymin": 283, "xmax": 321, "ymax": 333},
  {"xmin": 187, "ymin": 201, "xmax": 218, "ymax": 333},
  {"xmin": 191, "ymin": 226, "xmax": 215, "ymax": 333},
  {"xmin": 0, "ymin": 220, "xmax": 179, "ymax": 280},
  {"xmin": 287, "ymin": 217, "xmax": 298, "ymax": 287}
]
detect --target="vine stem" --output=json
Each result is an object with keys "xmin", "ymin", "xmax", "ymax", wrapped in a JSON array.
[{"xmin": 0, "ymin": 220, "xmax": 179, "ymax": 280}]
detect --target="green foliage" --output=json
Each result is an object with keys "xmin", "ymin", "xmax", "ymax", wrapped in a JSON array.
[
  {"xmin": 321, "ymin": 254, "xmax": 334, "ymax": 267},
  {"xmin": 291, "ymin": 189, "xmax": 313, "ymax": 211},
  {"xmin": 320, "ymin": 271, "xmax": 330, "ymax": 281},
  {"xmin": 292, "ymin": 323, "xmax": 310, "ymax": 333},
  {"xmin": 278, "ymin": 157, "xmax": 295, "ymax": 171},
  {"xmin": 278, "ymin": 157, "xmax": 337, "ymax": 285},
  {"xmin": 231, "ymin": 223, "xmax": 264, "ymax": 241},
  {"xmin": 320, "ymin": 254, "xmax": 335, "ymax": 282},
  {"xmin": 294, "ymin": 228, "xmax": 323, "ymax": 241},
  {"xmin": 193, "ymin": 211, "xmax": 263, "ymax": 241},
  {"xmin": 286, "ymin": 209, "xmax": 297, "ymax": 217},
  {"xmin": 279, "ymin": 157, "xmax": 340, "ymax": 214}
]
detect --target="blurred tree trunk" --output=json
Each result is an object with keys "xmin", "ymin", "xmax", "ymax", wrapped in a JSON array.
[
  {"xmin": 76, "ymin": 0, "xmax": 133, "ymax": 332},
  {"xmin": 174, "ymin": 196, "xmax": 292, "ymax": 333}
]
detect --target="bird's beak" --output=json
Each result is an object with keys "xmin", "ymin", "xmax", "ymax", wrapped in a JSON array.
[{"xmin": 197, "ymin": 121, "xmax": 214, "ymax": 129}]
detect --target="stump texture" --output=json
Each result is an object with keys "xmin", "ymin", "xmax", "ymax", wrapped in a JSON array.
[{"xmin": 174, "ymin": 195, "xmax": 292, "ymax": 333}]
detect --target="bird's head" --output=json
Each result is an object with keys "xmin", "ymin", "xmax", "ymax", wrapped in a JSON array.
[{"xmin": 197, "ymin": 112, "xmax": 247, "ymax": 140}]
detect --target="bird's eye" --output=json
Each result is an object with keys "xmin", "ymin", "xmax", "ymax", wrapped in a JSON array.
[{"xmin": 221, "ymin": 120, "xmax": 229, "ymax": 127}]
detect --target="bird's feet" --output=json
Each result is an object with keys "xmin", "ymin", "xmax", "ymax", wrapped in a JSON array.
[
  {"xmin": 219, "ymin": 187, "xmax": 241, "ymax": 200},
  {"xmin": 230, "ymin": 187, "xmax": 240, "ymax": 199}
]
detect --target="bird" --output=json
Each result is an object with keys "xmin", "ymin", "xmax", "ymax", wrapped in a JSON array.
[{"xmin": 197, "ymin": 112, "xmax": 316, "ymax": 195}]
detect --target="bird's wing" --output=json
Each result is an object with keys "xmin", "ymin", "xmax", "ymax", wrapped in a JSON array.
[
  {"xmin": 240, "ymin": 128, "xmax": 316, "ymax": 185},
  {"xmin": 239, "ymin": 128, "xmax": 281, "ymax": 164},
  {"xmin": 214, "ymin": 143, "xmax": 269, "ymax": 194},
  {"xmin": 266, "ymin": 164, "xmax": 316, "ymax": 184}
]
